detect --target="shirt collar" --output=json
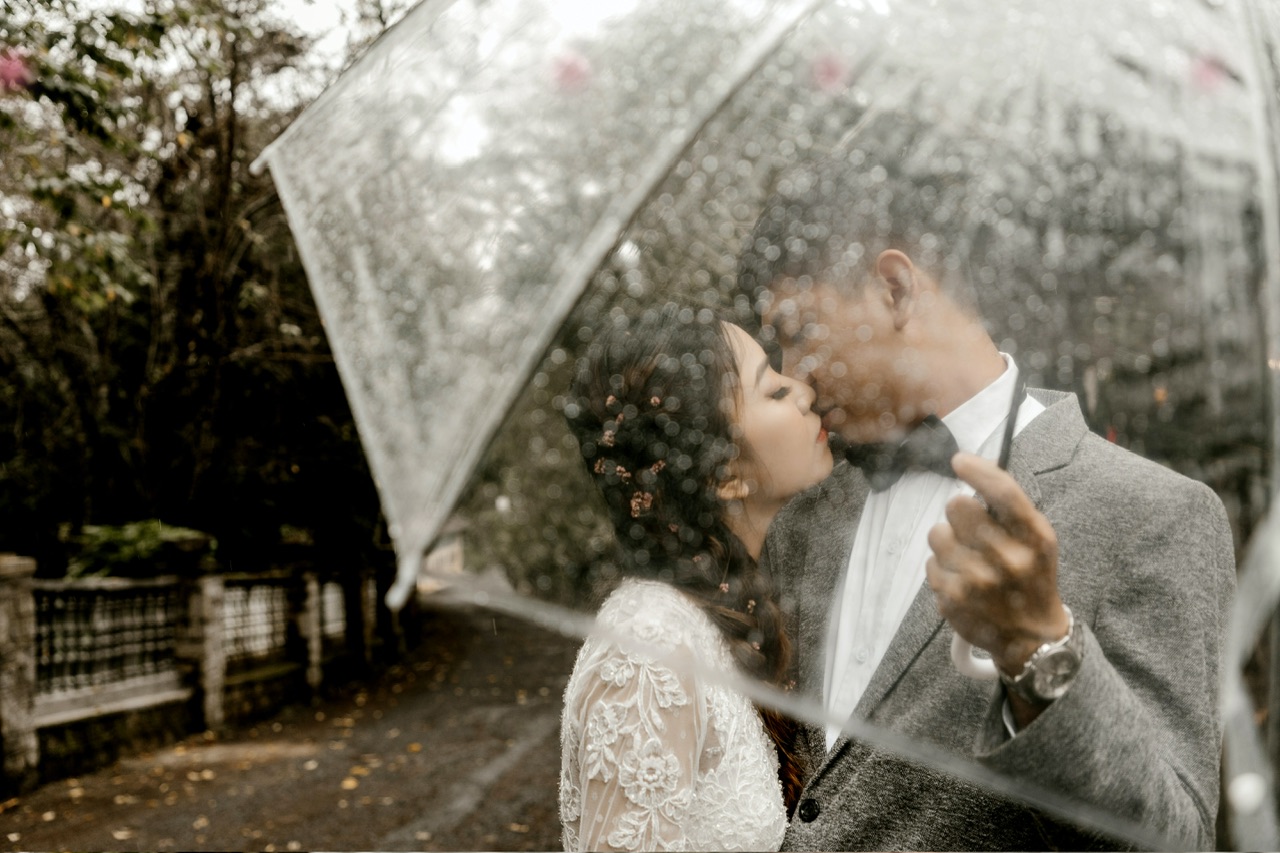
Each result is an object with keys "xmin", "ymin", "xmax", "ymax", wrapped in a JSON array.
[{"xmin": 941, "ymin": 354, "xmax": 1019, "ymax": 456}]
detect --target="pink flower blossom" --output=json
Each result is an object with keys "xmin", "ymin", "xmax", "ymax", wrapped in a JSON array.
[
  {"xmin": 553, "ymin": 52, "xmax": 591, "ymax": 92},
  {"xmin": 1189, "ymin": 55, "xmax": 1228, "ymax": 95},
  {"xmin": 811, "ymin": 54, "xmax": 848, "ymax": 93},
  {"xmin": 0, "ymin": 49, "xmax": 34, "ymax": 92}
]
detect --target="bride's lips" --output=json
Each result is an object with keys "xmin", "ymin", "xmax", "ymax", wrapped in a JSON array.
[{"xmin": 814, "ymin": 406, "xmax": 833, "ymax": 446}]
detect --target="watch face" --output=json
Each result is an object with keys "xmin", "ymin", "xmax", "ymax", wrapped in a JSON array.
[{"xmin": 1032, "ymin": 647, "xmax": 1082, "ymax": 700}]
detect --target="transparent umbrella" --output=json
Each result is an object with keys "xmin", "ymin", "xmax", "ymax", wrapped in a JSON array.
[{"xmin": 252, "ymin": 0, "xmax": 1280, "ymax": 847}]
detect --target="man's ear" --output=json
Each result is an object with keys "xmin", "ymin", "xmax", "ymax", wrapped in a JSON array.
[{"xmin": 874, "ymin": 249, "xmax": 917, "ymax": 330}]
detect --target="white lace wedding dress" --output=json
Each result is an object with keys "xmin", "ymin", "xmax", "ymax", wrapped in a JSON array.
[{"xmin": 559, "ymin": 578, "xmax": 787, "ymax": 852}]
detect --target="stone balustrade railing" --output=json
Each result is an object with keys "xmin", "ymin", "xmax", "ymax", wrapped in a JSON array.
[{"xmin": 0, "ymin": 555, "xmax": 385, "ymax": 794}]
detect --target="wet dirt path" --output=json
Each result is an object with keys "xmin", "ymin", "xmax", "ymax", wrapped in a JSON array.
[{"xmin": 0, "ymin": 602, "xmax": 578, "ymax": 851}]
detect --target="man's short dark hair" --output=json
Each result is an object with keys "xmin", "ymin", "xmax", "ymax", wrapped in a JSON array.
[{"xmin": 738, "ymin": 109, "xmax": 985, "ymax": 311}]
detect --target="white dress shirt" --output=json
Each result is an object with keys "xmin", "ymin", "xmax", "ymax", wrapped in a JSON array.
[{"xmin": 824, "ymin": 356, "xmax": 1045, "ymax": 751}]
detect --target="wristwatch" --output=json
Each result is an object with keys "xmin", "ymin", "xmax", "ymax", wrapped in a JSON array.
[{"xmin": 999, "ymin": 605, "xmax": 1084, "ymax": 704}]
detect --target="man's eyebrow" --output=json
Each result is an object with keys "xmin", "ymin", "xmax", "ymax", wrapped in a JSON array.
[
  {"xmin": 764, "ymin": 340, "xmax": 783, "ymax": 373},
  {"xmin": 767, "ymin": 322, "xmax": 803, "ymax": 348}
]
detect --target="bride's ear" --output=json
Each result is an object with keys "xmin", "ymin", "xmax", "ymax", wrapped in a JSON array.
[{"xmin": 716, "ymin": 475, "xmax": 751, "ymax": 503}]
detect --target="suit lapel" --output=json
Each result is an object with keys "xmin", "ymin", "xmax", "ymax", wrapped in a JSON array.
[
  {"xmin": 814, "ymin": 579, "xmax": 946, "ymax": 762},
  {"xmin": 791, "ymin": 464, "xmax": 864, "ymax": 769},
  {"xmin": 797, "ymin": 465, "xmax": 865, "ymax": 693},
  {"xmin": 1014, "ymin": 389, "xmax": 1086, "ymax": 475}
]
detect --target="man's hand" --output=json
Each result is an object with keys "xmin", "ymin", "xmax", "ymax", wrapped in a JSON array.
[{"xmin": 926, "ymin": 452, "xmax": 1070, "ymax": 678}]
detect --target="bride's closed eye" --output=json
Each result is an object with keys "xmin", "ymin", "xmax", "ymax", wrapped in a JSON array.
[{"xmin": 769, "ymin": 385, "xmax": 792, "ymax": 401}]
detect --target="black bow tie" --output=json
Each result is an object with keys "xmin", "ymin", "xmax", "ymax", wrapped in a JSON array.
[{"xmin": 842, "ymin": 415, "xmax": 961, "ymax": 492}]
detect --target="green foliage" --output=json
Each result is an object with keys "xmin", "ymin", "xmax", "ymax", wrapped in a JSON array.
[
  {"xmin": 0, "ymin": 0, "xmax": 387, "ymax": 576},
  {"xmin": 63, "ymin": 519, "xmax": 215, "ymax": 578}
]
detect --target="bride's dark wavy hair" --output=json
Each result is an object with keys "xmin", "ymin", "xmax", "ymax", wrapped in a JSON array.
[{"xmin": 564, "ymin": 301, "xmax": 805, "ymax": 813}]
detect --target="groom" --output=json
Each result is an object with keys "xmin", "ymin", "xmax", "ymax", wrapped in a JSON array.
[{"xmin": 739, "ymin": 150, "xmax": 1236, "ymax": 850}]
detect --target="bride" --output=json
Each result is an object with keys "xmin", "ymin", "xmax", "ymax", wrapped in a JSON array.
[{"xmin": 559, "ymin": 303, "xmax": 834, "ymax": 851}]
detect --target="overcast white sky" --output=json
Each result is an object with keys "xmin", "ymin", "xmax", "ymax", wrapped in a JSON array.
[{"xmin": 272, "ymin": 0, "xmax": 359, "ymax": 63}]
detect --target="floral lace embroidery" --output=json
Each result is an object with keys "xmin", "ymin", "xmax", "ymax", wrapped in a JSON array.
[
  {"xmin": 584, "ymin": 702, "xmax": 628, "ymax": 782},
  {"xmin": 559, "ymin": 579, "xmax": 786, "ymax": 852}
]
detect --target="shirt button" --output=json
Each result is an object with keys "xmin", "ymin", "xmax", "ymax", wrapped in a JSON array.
[
  {"xmin": 798, "ymin": 798, "xmax": 820, "ymax": 823},
  {"xmin": 854, "ymin": 646, "xmax": 870, "ymax": 664}
]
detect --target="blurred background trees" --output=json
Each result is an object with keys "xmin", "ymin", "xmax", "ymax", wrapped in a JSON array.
[
  {"xmin": 0, "ymin": 0, "xmax": 610, "ymax": 594},
  {"xmin": 0, "ymin": 0, "xmax": 385, "ymax": 575}
]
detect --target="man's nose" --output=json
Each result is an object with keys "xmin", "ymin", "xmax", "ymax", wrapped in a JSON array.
[
  {"xmin": 795, "ymin": 376, "xmax": 818, "ymax": 411},
  {"xmin": 792, "ymin": 350, "xmax": 826, "ymax": 383}
]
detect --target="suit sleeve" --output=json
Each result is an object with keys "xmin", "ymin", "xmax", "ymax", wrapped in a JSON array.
[{"xmin": 974, "ymin": 476, "xmax": 1235, "ymax": 849}]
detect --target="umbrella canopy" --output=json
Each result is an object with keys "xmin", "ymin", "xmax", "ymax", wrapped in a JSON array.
[
  {"xmin": 254, "ymin": 0, "xmax": 829, "ymax": 610},
  {"xmin": 255, "ymin": 0, "xmax": 1280, "ymax": 845}
]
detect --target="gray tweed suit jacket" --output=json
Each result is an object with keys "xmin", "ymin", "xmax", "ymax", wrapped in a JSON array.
[{"xmin": 763, "ymin": 390, "xmax": 1235, "ymax": 851}]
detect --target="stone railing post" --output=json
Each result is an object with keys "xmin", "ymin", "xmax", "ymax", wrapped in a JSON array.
[
  {"xmin": 198, "ymin": 575, "xmax": 226, "ymax": 730},
  {"xmin": 0, "ymin": 554, "xmax": 38, "ymax": 793},
  {"xmin": 302, "ymin": 572, "xmax": 322, "ymax": 691}
]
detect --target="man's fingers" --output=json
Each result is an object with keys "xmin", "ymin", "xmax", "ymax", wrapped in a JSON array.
[
  {"xmin": 927, "ymin": 522, "xmax": 1002, "ymax": 584},
  {"xmin": 951, "ymin": 452, "xmax": 1057, "ymax": 551},
  {"xmin": 925, "ymin": 554, "xmax": 955, "ymax": 594},
  {"xmin": 926, "ymin": 519, "xmax": 956, "ymax": 557},
  {"xmin": 944, "ymin": 497, "xmax": 1007, "ymax": 549},
  {"xmin": 944, "ymin": 497, "xmax": 1042, "ymax": 574},
  {"xmin": 950, "ymin": 452, "xmax": 1033, "ymax": 519},
  {"xmin": 926, "ymin": 551, "xmax": 1003, "ymax": 632}
]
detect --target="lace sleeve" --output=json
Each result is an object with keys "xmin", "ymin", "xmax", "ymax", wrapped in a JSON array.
[{"xmin": 560, "ymin": 637, "xmax": 710, "ymax": 852}]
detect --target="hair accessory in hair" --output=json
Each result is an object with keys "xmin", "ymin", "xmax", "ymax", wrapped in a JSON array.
[
  {"xmin": 751, "ymin": 641, "xmax": 762, "ymax": 651},
  {"xmin": 629, "ymin": 491, "xmax": 652, "ymax": 517},
  {"xmin": 592, "ymin": 458, "xmax": 631, "ymax": 481},
  {"xmin": 746, "ymin": 599, "xmax": 756, "ymax": 614},
  {"xmin": 599, "ymin": 394, "xmax": 627, "ymax": 447},
  {"xmin": 719, "ymin": 582, "xmax": 729, "ymax": 593},
  {"xmin": 650, "ymin": 396, "xmax": 661, "ymax": 407},
  {"xmin": 650, "ymin": 460, "xmax": 666, "ymax": 474}
]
